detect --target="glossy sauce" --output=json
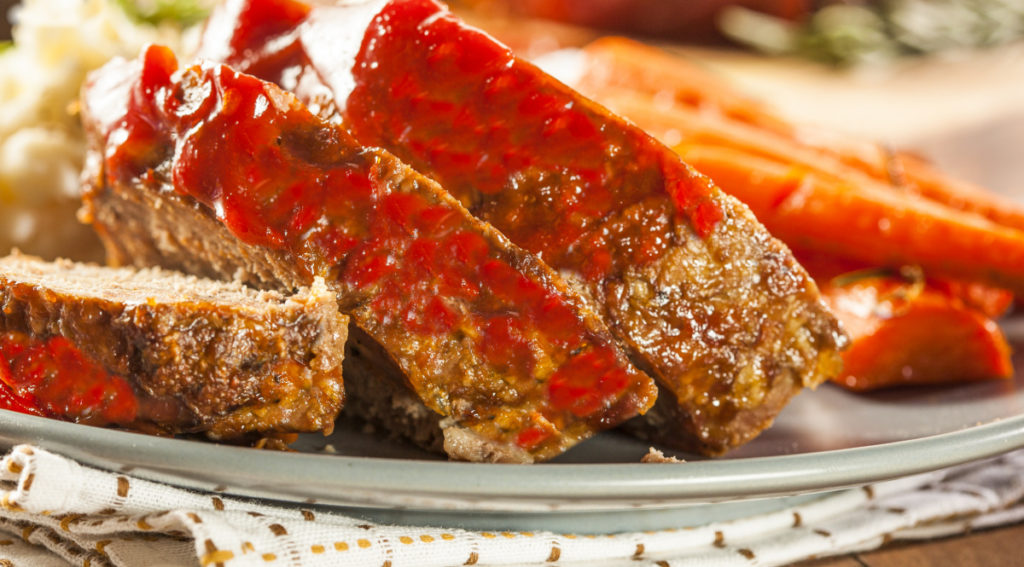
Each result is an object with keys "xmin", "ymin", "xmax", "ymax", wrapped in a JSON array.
[
  {"xmin": 201, "ymin": 0, "xmax": 722, "ymax": 282},
  {"xmin": 0, "ymin": 331, "xmax": 138, "ymax": 425},
  {"xmin": 101, "ymin": 46, "xmax": 654, "ymax": 455},
  {"xmin": 345, "ymin": 0, "xmax": 723, "ymax": 280},
  {"xmin": 193, "ymin": 0, "xmax": 850, "ymax": 455}
]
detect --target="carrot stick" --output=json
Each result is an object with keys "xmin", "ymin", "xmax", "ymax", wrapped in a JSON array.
[
  {"xmin": 577, "ymin": 37, "xmax": 794, "ymax": 136},
  {"xmin": 676, "ymin": 144, "xmax": 1024, "ymax": 294},
  {"xmin": 593, "ymin": 89, "xmax": 895, "ymax": 189},
  {"xmin": 788, "ymin": 128, "xmax": 1024, "ymax": 231},
  {"xmin": 590, "ymin": 84, "xmax": 1024, "ymax": 238},
  {"xmin": 890, "ymin": 152, "xmax": 1024, "ymax": 231},
  {"xmin": 576, "ymin": 38, "xmax": 1024, "ymax": 234}
]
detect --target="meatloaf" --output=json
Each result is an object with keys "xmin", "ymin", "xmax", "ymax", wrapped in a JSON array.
[
  {"xmin": 197, "ymin": 0, "xmax": 848, "ymax": 455},
  {"xmin": 0, "ymin": 252, "xmax": 347, "ymax": 442},
  {"xmin": 80, "ymin": 46, "xmax": 657, "ymax": 463}
]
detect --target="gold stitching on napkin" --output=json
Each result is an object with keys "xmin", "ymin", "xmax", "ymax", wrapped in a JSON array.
[
  {"xmin": 21, "ymin": 525, "xmax": 36, "ymax": 541},
  {"xmin": 201, "ymin": 539, "xmax": 235, "ymax": 567},
  {"xmin": 59, "ymin": 514, "xmax": 83, "ymax": 531},
  {"xmin": 116, "ymin": 477, "xmax": 130, "ymax": 498},
  {"xmin": 1, "ymin": 494, "xmax": 22, "ymax": 512}
]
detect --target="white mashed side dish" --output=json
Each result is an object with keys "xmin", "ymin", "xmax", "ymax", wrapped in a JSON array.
[{"xmin": 0, "ymin": 0, "xmax": 201, "ymax": 260}]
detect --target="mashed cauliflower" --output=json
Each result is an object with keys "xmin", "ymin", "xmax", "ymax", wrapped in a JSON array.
[{"xmin": 0, "ymin": 0, "xmax": 200, "ymax": 260}]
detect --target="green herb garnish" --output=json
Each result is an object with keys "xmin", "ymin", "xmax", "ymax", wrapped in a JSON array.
[
  {"xmin": 720, "ymin": 0, "xmax": 1024, "ymax": 66},
  {"xmin": 115, "ymin": 0, "xmax": 211, "ymax": 27}
]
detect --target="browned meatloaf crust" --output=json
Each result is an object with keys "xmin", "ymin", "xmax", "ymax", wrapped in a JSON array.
[
  {"xmin": 198, "ymin": 0, "xmax": 849, "ymax": 455},
  {"xmin": 79, "ymin": 47, "xmax": 656, "ymax": 463},
  {"xmin": 0, "ymin": 252, "xmax": 347, "ymax": 440}
]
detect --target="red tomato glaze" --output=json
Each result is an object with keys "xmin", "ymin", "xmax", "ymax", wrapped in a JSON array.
[
  {"xmin": 0, "ymin": 331, "xmax": 138, "ymax": 425},
  {"xmin": 344, "ymin": 0, "xmax": 723, "ymax": 280},
  {"xmin": 99, "ymin": 46, "xmax": 655, "ymax": 456}
]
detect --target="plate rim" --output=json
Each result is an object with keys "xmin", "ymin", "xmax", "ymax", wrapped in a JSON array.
[{"xmin": 1, "ymin": 409, "xmax": 1022, "ymax": 510}]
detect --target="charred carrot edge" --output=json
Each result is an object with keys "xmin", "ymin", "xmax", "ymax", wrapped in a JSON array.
[{"xmin": 676, "ymin": 144, "xmax": 1024, "ymax": 295}]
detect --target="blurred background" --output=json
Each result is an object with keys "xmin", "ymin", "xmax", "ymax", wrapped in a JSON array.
[
  {"xmin": 0, "ymin": 0, "xmax": 1022, "ymax": 263},
  {"xmin": 0, "ymin": 0, "xmax": 10, "ymax": 39}
]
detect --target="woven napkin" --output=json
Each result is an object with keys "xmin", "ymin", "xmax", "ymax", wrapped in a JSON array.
[{"xmin": 0, "ymin": 445, "xmax": 1023, "ymax": 567}]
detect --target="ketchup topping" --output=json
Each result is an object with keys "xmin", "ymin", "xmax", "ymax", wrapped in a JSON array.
[
  {"xmin": 100, "ymin": 46, "xmax": 655, "ymax": 455},
  {"xmin": 0, "ymin": 331, "xmax": 139, "ymax": 425},
  {"xmin": 343, "ymin": 0, "xmax": 723, "ymax": 279},
  {"xmin": 200, "ymin": 0, "xmax": 722, "ymax": 283}
]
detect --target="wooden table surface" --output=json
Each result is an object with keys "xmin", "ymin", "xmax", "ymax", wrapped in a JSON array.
[{"xmin": 798, "ymin": 520, "xmax": 1024, "ymax": 566}]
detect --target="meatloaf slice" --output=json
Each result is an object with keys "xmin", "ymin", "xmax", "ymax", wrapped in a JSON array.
[
  {"xmin": 0, "ymin": 252, "xmax": 347, "ymax": 441},
  {"xmin": 197, "ymin": 0, "xmax": 848, "ymax": 455},
  {"xmin": 80, "ymin": 46, "xmax": 657, "ymax": 463}
]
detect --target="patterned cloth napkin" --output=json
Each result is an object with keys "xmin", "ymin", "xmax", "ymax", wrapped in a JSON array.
[{"xmin": 0, "ymin": 445, "xmax": 1023, "ymax": 567}]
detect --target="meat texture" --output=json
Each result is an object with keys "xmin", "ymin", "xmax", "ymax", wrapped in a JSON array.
[
  {"xmin": 197, "ymin": 0, "xmax": 848, "ymax": 454},
  {"xmin": 80, "ymin": 45, "xmax": 657, "ymax": 463},
  {"xmin": 0, "ymin": 252, "xmax": 347, "ymax": 441}
]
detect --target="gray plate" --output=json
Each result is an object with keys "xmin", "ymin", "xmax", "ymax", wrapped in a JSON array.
[{"xmin": 1, "ymin": 325, "xmax": 1023, "ymax": 533}]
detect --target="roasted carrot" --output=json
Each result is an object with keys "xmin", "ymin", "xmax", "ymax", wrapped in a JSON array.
[
  {"xmin": 795, "ymin": 249, "xmax": 1014, "ymax": 319},
  {"xmin": 887, "ymin": 152, "xmax": 1024, "ymax": 232},
  {"xmin": 575, "ymin": 36, "xmax": 1019, "ymax": 390},
  {"xmin": 676, "ymin": 144, "xmax": 1024, "ymax": 294},
  {"xmin": 826, "ymin": 285, "xmax": 1011, "ymax": 391},
  {"xmin": 577, "ymin": 37, "xmax": 794, "ymax": 135},
  {"xmin": 783, "ymin": 129, "xmax": 1024, "ymax": 232},
  {"xmin": 576, "ymin": 37, "xmax": 1024, "ymax": 234},
  {"xmin": 591, "ymin": 88, "xmax": 898, "ymax": 191},
  {"xmin": 794, "ymin": 251, "xmax": 1013, "ymax": 391}
]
